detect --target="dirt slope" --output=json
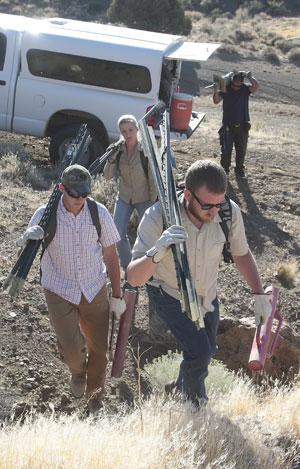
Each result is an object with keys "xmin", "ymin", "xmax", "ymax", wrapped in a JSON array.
[{"xmin": 0, "ymin": 7, "xmax": 300, "ymax": 425}]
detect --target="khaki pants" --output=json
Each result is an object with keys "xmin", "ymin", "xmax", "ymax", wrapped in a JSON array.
[{"xmin": 44, "ymin": 285, "xmax": 109, "ymax": 399}]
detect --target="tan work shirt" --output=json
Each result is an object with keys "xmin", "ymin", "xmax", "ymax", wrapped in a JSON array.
[
  {"xmin": 132, "ymin": 196, "xmax": 249, "ymax": 314},
  {"xmin": 103, "ymin": 141, "xmax": 157, "ymax": 204}
]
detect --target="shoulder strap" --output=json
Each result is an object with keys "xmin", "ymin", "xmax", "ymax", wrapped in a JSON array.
[
  {"xmin": 140, "ymin": 150, "xmax": 148, "ymax": 177},
  {"xmin": 86, "ymin": 197, "xmax": 101, "ymax": 242},
  {"xmin": 218, "ymin": 195, "xmax": 234, "ymax": 264},
  {"xmin": 114, "ymin": 150, "xmax": 123, "ymax": 179},
  {"xmin": 39, "ymin": 196, "xmax": 101, "ymax": 282}
]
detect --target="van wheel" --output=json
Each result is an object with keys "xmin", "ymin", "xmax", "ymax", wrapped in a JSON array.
[{"xmin": 49, "ymin": 125, "xmax": 104, "ymax": 167}]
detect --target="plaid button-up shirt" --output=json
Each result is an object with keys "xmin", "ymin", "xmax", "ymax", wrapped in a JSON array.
[{"xmin": 29, "ymin": 198, "xmax": 120, "ymax": 304}]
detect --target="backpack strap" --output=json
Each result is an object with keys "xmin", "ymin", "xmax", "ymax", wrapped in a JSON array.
[
  {"xmin": 39, "ymin": 197, "xmax": 101, "ymax": 283},
  {"xmin": 115, "ymin": 150, "xmax": 122, "ymax": 168},
  {"xmin": 140, "ymin": 150, "xmax": 148, "ymax": 177},
  {"xmin": 218, "ymin": 194, "xmax": 234, "ymax": 264},
  {"xmin": 41, "ymin": 197, "xmax": 101, "ymax": 256},
  {"xmin": 86, "ymin": 197, "xmax": 101, "ymax": 242}
]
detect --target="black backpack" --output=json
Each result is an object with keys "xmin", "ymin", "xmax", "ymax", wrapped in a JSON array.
[
  {"xmin": 177, "ymin": 185, "xmax": 233, "ymax": 264},
  {"xmin": 41, "ymin": 197, "xmax": 101, "ymax": 256}
]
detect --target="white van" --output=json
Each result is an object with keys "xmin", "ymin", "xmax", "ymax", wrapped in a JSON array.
[{"xmin": 0, "ymin": 13, "xmax": 218, "ymax": 163}]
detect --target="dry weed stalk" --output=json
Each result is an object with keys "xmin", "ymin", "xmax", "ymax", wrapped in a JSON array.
[{"xmin": 136, "ymin": 342, "xmax": 151, "ymax": 433}]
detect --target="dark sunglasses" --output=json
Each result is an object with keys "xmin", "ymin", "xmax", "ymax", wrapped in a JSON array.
[
  {"xmin": 64, "ymin": 186, "xmax": 89, "ymax": 199},
  {"xmin": 190, "ymin": 190, "xmax": 226, "ymax": 210},
  {"xmin": 231, "ymin": 83, "xmax": 242, "ymax": 88}
]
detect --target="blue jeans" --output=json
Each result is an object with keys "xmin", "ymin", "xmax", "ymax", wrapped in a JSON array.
[
  {"xmin": 113, "ymin": 195, "xmax": 153, "ymax": 269},
  {"xmin": 146, "ymin": 284, "xmax": 219, "ymax": 404}
]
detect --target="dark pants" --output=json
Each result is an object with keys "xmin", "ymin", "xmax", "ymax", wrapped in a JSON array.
[
  {"xmin": 220, "ymin": 123, "xmax": 249, "ymax": 171},
  {"xmin": 146, "ymin": 284, "xmax": 219, "ymax": 404}
]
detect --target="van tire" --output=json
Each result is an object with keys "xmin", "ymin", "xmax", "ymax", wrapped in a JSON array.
[{"xmin": 49, "ymin": 125, "xmax": 104, "ymax": 166}]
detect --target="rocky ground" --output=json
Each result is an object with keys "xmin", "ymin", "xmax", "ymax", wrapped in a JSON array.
[{"xmin": 0, "ymin": 6, "xmax": 300, "ymax": 425}]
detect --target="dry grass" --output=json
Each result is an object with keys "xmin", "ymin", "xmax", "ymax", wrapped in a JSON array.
[
  {"xmin": 267, "ymin": 17, "xmax": 300, "ymax": 40},
  {"xmin": 92, "ymin": 174, "xmax": 118, "ymax": 214},
  {"xmin": 276, "ymin": 261, "xmax": 298, "ymax": 288},
  {"xmin": 0, "ymin": 153, "xmax": 59, "ymax": 190},
  {"xmin": 188, "ymin": 9, "xmax": 300, "ymax": 62},
  {"xmin": 1, "ymin": 370, "xmax": 300, "ymax": 468}
]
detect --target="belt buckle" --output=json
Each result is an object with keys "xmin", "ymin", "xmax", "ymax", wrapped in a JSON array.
[{"xmin": 234, "ymin": 124, "xmax": 240, "ymax": 127}]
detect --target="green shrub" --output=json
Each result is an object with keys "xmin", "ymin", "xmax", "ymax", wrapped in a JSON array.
[
  {"xmin": 142, "ymin": 351, "xmax": 239, "ymax": 394},
  {"xmin": 184, "ymin": 0, "xmax": 300, "ymax": 16},
  {"xmin": 270, "ymin": 33, "xmax": 284, "ymax": 46},
  {"xmin": 216, "ymin": 43, "xmax": 240, "ymax": 56},
  {"xmin": 263, "ymin": 47, "xmax": 280, "ymax": 65},
  {"xmin": 86, "ymin": 0, "xmax": 111, "ymax": 13},
  {"xmin": 287, "ymin": 47, "xmax": 300, "ymax": 66},
  {"xmin": 222, "ymin": 34, "xmax": 236, "ymax": 45},
  {"xmin": 276, "ymin": 39, "xmax": 300, "ymax": 54},
  {"xmin": 107, "ymin": 0, "xmax": 192, "ymax": 35},
  {"xmin": 235, "ymin": 28, "xmax": 254, "ymax": 43},
  {"xmin": 201, "ymin": 20, "xmax": 214, "ymax": 34},
  {"xmin": 210, "ymin": 8, "xmax": 229, "ymax": 22}
]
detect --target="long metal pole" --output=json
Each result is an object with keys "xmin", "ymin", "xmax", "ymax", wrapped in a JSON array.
[{"xmin": 139, "ymin": 104, "xmax": 204, "ymax": 329}]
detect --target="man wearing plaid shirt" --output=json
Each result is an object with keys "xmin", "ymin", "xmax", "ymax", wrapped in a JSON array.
[{"xmin": 17, "ymin": 164, "xmax": 126, "ymax": 414}]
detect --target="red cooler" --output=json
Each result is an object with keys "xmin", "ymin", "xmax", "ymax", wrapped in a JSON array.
[{"xmin": 170, "ymin": 93, "xmax": 193, "ymax": 131}]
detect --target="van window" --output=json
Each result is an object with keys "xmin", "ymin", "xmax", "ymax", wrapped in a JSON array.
[
  {"xmin": 0, "ymin": 33, "xmax": 7, "ymax": 71},
  {"xmin": 27, "ymin": 49, "xmax": 151, "ymax": 93}
]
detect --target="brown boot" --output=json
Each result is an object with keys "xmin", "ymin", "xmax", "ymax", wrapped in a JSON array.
[
  {"xmin": 88, "ymin": 397, "xmax": 103, "ymax": 416},
  {"xmin": 164, "ymin": 380, "xmax": 178, "ymax": 395}
]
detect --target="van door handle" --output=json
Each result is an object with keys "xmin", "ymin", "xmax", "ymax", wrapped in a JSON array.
[{"xmin": 0, "ymin": 80, "xmax": 6, "ymax": 85}]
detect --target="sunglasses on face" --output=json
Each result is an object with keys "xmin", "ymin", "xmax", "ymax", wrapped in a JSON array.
[
  {"xmin": 190, "ymin": 190, "xmax": 226, "ymax": 210},
  {"xmin": 64, "ymin": 186, "xmax": 89, "ymax": 199},
  {"xmin": 231, "ymin": 83, "xmax": 242, "ymax": 88}
]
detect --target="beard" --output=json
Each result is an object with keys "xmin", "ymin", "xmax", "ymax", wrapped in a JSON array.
[{"xmin": 187, "ymin": 200, "xmax": 216, "ymax": 224}]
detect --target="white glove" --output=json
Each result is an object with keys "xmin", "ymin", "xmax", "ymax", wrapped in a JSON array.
[
  {"xmin": 16, "ymin": 225, "xmax": 44, "ymax": 247},
  {"xmin": 109, "ymin": 296, "xmax": 126, "ymax": 321},
  {"xmin": 146, "ymin": 225, "xmax": 188, "ymax": 263},
  {"xmin": 254, "ymin": 294, "xmax": 272, "ymax": 326}
]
